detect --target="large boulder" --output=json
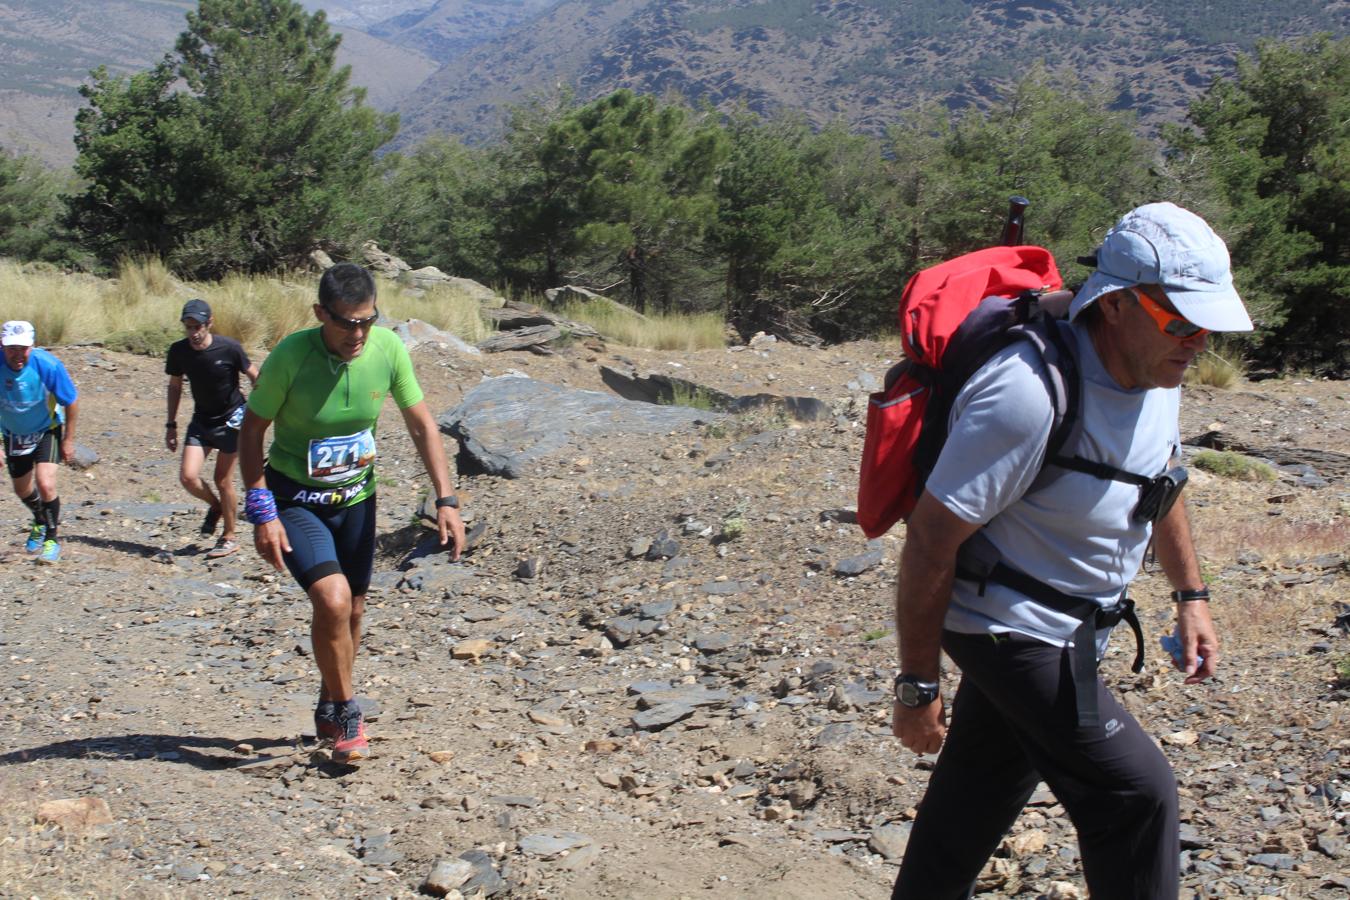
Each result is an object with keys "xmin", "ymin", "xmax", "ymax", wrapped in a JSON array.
[
  {"xmin": 438, "ymin": 376, "xmax": 719, "ymax": 478},
  {"xmin": 361, "ymin": 241, "xmax": 411, "ymax": 277}
]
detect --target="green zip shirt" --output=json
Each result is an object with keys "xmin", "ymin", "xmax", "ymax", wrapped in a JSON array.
[{"xmin": 248, "ymin": 326, "xmax": 423, "ymax": 506}]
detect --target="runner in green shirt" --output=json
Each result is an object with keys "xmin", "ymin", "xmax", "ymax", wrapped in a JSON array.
[{"xmin": 240, "ymin": 263, "xmax": 465, "ymax": 764}]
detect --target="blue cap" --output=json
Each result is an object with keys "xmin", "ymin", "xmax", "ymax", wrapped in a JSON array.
[
  {"xmin": 181, "ymin": 298, "xmax": 212, "ymax": 324},
  {"xmin": 1070, "ymin": 203, "xmax": 1252, "ymax": 332}
]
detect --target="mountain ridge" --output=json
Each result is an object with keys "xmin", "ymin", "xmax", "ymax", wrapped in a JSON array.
[
  {"xmin": 393, "ymin": 0, "xmax": 1350, "ymax": 148},
  {"xmin": 1, "ymin": 1, "xmax": 1347, "ymax": 168}
]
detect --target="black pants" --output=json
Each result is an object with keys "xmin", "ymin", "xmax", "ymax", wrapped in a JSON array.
[{"xmin": 893, "ymin": 630, "xmax": 1179, "ymax": 900}]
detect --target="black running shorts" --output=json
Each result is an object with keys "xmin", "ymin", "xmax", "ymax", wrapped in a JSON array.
[
  {"xmin": 5, "ymin": 425, "xmax": 62, "ymax": 478},
  {"xmin": 185, "ymin": 412, "xmax": 241, "ymax": 454}
]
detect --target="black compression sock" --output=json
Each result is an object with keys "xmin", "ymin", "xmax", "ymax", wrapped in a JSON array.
[
  {"xmin": 21, "ymin": 490, "xmax": 42, "ymax": 519},
  {"xmin": 42, "ymin": 496, "xmax": 60, "ymax": 540}
]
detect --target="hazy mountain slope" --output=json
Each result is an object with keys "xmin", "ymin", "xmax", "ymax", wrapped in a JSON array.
[
  {"xmin": 0, "ymin": 0, "xmax": 435, "ymax": 168},
  {"xmin": 395, "ymin": 0, "xmax": 1350, "ymax": 147},
  {"xmin": 297, "ymin": 0, "xmax": 428, "ymax": 28},
  {"xmin": 364, "ymin": 0, "xmax": 556, "ymax": 61}
]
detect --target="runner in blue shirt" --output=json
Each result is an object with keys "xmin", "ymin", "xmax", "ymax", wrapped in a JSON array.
[{"xmin": 0, "ymin": 320, "xmax": 79, "ymax": 564}]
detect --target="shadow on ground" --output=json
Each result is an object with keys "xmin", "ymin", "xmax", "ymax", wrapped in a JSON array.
[{"xmin": 0, "ymin": 733, "xmax": 300, "ymax": 771}]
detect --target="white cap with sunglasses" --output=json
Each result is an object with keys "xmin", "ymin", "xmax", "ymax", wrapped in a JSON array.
[{"xmin": 1069, "ymin": 202, "xmax": 1253, "ymax": 333}]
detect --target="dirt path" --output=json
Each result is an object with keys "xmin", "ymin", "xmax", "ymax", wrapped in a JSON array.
[{"xmin": 0, "ymin": 337, "xmax": 1346, "ymax": 898}]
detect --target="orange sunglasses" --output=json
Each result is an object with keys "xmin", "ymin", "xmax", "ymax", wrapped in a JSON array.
[{"xmin": 1131, "ymin": 288, "xmax": 1208, "ymax": 339}]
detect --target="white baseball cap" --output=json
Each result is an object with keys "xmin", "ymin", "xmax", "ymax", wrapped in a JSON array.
[
  {"xmin": 1070, "ymin": 202, "xmax": 1253, "ymax": 332},
  {"xmin": 1, "ymin": 321, "xmax": 35, "ymax": 347}
]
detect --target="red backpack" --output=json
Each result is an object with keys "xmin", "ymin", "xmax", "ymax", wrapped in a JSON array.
[{"xmin": 857, "ymin": 245, "xmax": 1076, "ymax": 538}]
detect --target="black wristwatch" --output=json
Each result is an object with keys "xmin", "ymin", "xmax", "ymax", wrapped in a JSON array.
[
  {"xmin": 894, "ymin": 674, "xmax": 940, "ymax": 708},
  {"xmin": 434, "ymin": 495, "xmax": 460, "ymax": 509}
]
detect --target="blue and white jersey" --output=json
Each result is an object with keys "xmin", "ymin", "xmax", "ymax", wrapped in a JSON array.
[{"xmin": 0, "ymin": 348, "xmax": 78, "ymax": 436}]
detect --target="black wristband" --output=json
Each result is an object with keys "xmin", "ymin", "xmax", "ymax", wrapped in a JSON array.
[
  {"xmin": 434, "ymin": 495, "xmax": 459, "ymax": 509},
  {"xmin": 1171, "ymin": 587, "xmax": 1210, "ymax": 603},
  {"xmin": 166, "ymin": 422, "xmax": 177, "ymax": 428}
]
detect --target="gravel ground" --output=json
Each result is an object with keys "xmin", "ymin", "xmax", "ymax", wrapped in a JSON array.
[{"xmin": 0, "ymin": 333, "xmax": 1346, "ymax": 899}]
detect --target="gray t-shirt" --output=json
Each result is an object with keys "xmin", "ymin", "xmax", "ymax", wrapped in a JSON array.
[{"xmin": 926, "ymin": 323, "xmax": 1180, "ymax": 651}]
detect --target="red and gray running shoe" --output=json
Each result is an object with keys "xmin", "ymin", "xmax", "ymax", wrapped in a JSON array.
[{"xmin": 332, "ymin": 702, "xmax": 369, "ymax": 764}]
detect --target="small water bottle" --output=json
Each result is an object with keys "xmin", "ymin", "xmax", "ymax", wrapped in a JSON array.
[{"xmin": 1160, "ymin": 627, "xmax": 1204, "ymax": 669}]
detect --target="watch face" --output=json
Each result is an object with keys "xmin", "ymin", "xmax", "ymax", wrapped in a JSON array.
[{"xmin": 896, "ymin": 677, "xmax": 937, "ymax": 707}]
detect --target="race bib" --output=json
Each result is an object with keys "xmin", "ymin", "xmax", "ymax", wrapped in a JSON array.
[
  {"xmin": 226, "ymin": 403, "xmax": 245, "ymax": 430},
  {"xmin": 7, "ymin": 430, "xmax": 46, "ymax": 457},
  {"xmin": 306, "ymin": 430, "xmax": 376, "ymax": 484}
]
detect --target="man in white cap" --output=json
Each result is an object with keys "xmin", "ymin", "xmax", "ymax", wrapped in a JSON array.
[
  {"xmin": 0, "ymin": 320, "xmax": 80, "ymax": 564},
  {"xmin": 890, "ymin": 203, "xmax": 1252, "ymax": 899}
]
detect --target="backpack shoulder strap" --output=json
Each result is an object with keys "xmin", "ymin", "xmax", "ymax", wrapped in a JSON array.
[
  {"xmin": 1017, "ymin": 317, "xmax": 1155, "ymax": 490},
  {"xmin": 1009, "ymin": 315, "xmax": 1079, "ymax": 490}
]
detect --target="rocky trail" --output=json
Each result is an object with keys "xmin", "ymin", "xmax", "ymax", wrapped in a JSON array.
[{"xmin": 0, "ymin": 332, "xmax": 1346, "ymax": 899}]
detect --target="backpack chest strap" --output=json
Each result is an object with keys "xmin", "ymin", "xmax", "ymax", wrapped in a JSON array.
[{"xmin": 1048, "ymin": 453, "xmax": 1154, "ymax": 487}]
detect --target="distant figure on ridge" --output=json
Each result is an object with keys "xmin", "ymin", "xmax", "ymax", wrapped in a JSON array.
[
  {"xmin": 165, "ymin": 298, "xmax": 259, "ymax": 559},
  {"xmin": 239, "ymin": 263, "xmax": 465, "ymax": 764},
  {"xmin": 0, "ymin": 320, "xmax": 79, "ymax": 564}
]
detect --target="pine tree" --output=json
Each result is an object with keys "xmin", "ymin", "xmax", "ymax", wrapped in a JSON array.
[
  {"xmin": 0, "ymin": 147, "xmax": 77, "ymax": 264},
  {"xmin": 1172, "ymin": 35, "xmax": 1350, "ymax": 373},
  {"xmin": 69, "ymin": 0, "xmax": 396, "ymax": 277}
]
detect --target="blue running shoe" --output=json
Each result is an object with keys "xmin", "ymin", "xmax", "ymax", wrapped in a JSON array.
[
  {"xmin": 37, "ymin": 539, "xmax": 60, "ymax": 564},
  {"xmin": 25, "ymin": 522, "xmax": 45, "ymax": 554}
]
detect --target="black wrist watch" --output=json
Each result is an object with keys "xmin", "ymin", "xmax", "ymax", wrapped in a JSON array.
[
  {"xmin": 434, "ymin": 495, "xmax": 459, "ymax": 509},
  {"xmin": 894, "ymin": 674, "xmax": 940, "ymax": 708}
]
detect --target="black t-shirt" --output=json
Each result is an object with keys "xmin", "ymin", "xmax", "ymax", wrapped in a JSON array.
[{"xmin": 165, "ymin": 335, "xmax": 252, "ymax": 427}]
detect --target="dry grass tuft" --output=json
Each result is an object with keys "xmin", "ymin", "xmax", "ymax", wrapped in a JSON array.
[
  {"xmin": 1186, "ymin": 343, "xmax": 1244, "ymax": 389},
  {"xmin": 0, "ymin": 260, "xmax": 494, "ymax": 354},
  {"xmin": 381, "ymin": 282, "xmax": 492, "ymax": 343},
  {"xmin": 560, "ymin": 298, "xmax": 726, "ymax": 351}
]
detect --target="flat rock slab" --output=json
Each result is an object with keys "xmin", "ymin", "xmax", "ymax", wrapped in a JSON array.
[
  {"xmin": 518, "ymin": 831, "xmax": 593, "ymax": 858},
  {"xmin": 393, "ymin": 318, "xmax": 481, "ymax": 355},
  {"xmin": 35, "ymin": 797, "xmax": 113, "ymax": 829},
  {"xmin": 635, "ymin": 687, "xmax": 729, "ymax": 709},
  {"xmin": 439, "ymin": 376, "xmax": 719, "ymax": 478},
  {"xmin": 632, "ymin": 702, "xmax": 697, "ymax": 732},
  {"xmin": 600, "ymin": 366, "xmax": 830, "ymax": 423}
]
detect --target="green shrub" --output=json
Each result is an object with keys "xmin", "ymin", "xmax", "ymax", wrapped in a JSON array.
[
  {"xmin": 668, "ymin": 382, "xmax": 717, "ymax": 410},
  {"xmin": 1192, "ymin": 450, "xmax": 1277, "ymax": 481}
]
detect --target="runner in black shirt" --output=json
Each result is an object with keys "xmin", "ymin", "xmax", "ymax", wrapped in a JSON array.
[{"xmin": 165, "ymin": 299, "xmax": 259, "ymax": 558}]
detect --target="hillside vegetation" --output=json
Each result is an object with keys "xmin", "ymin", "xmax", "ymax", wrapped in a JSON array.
[{"xmin": 1, "ymin": 2, "xmax": 1347, "ymax": 373}]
